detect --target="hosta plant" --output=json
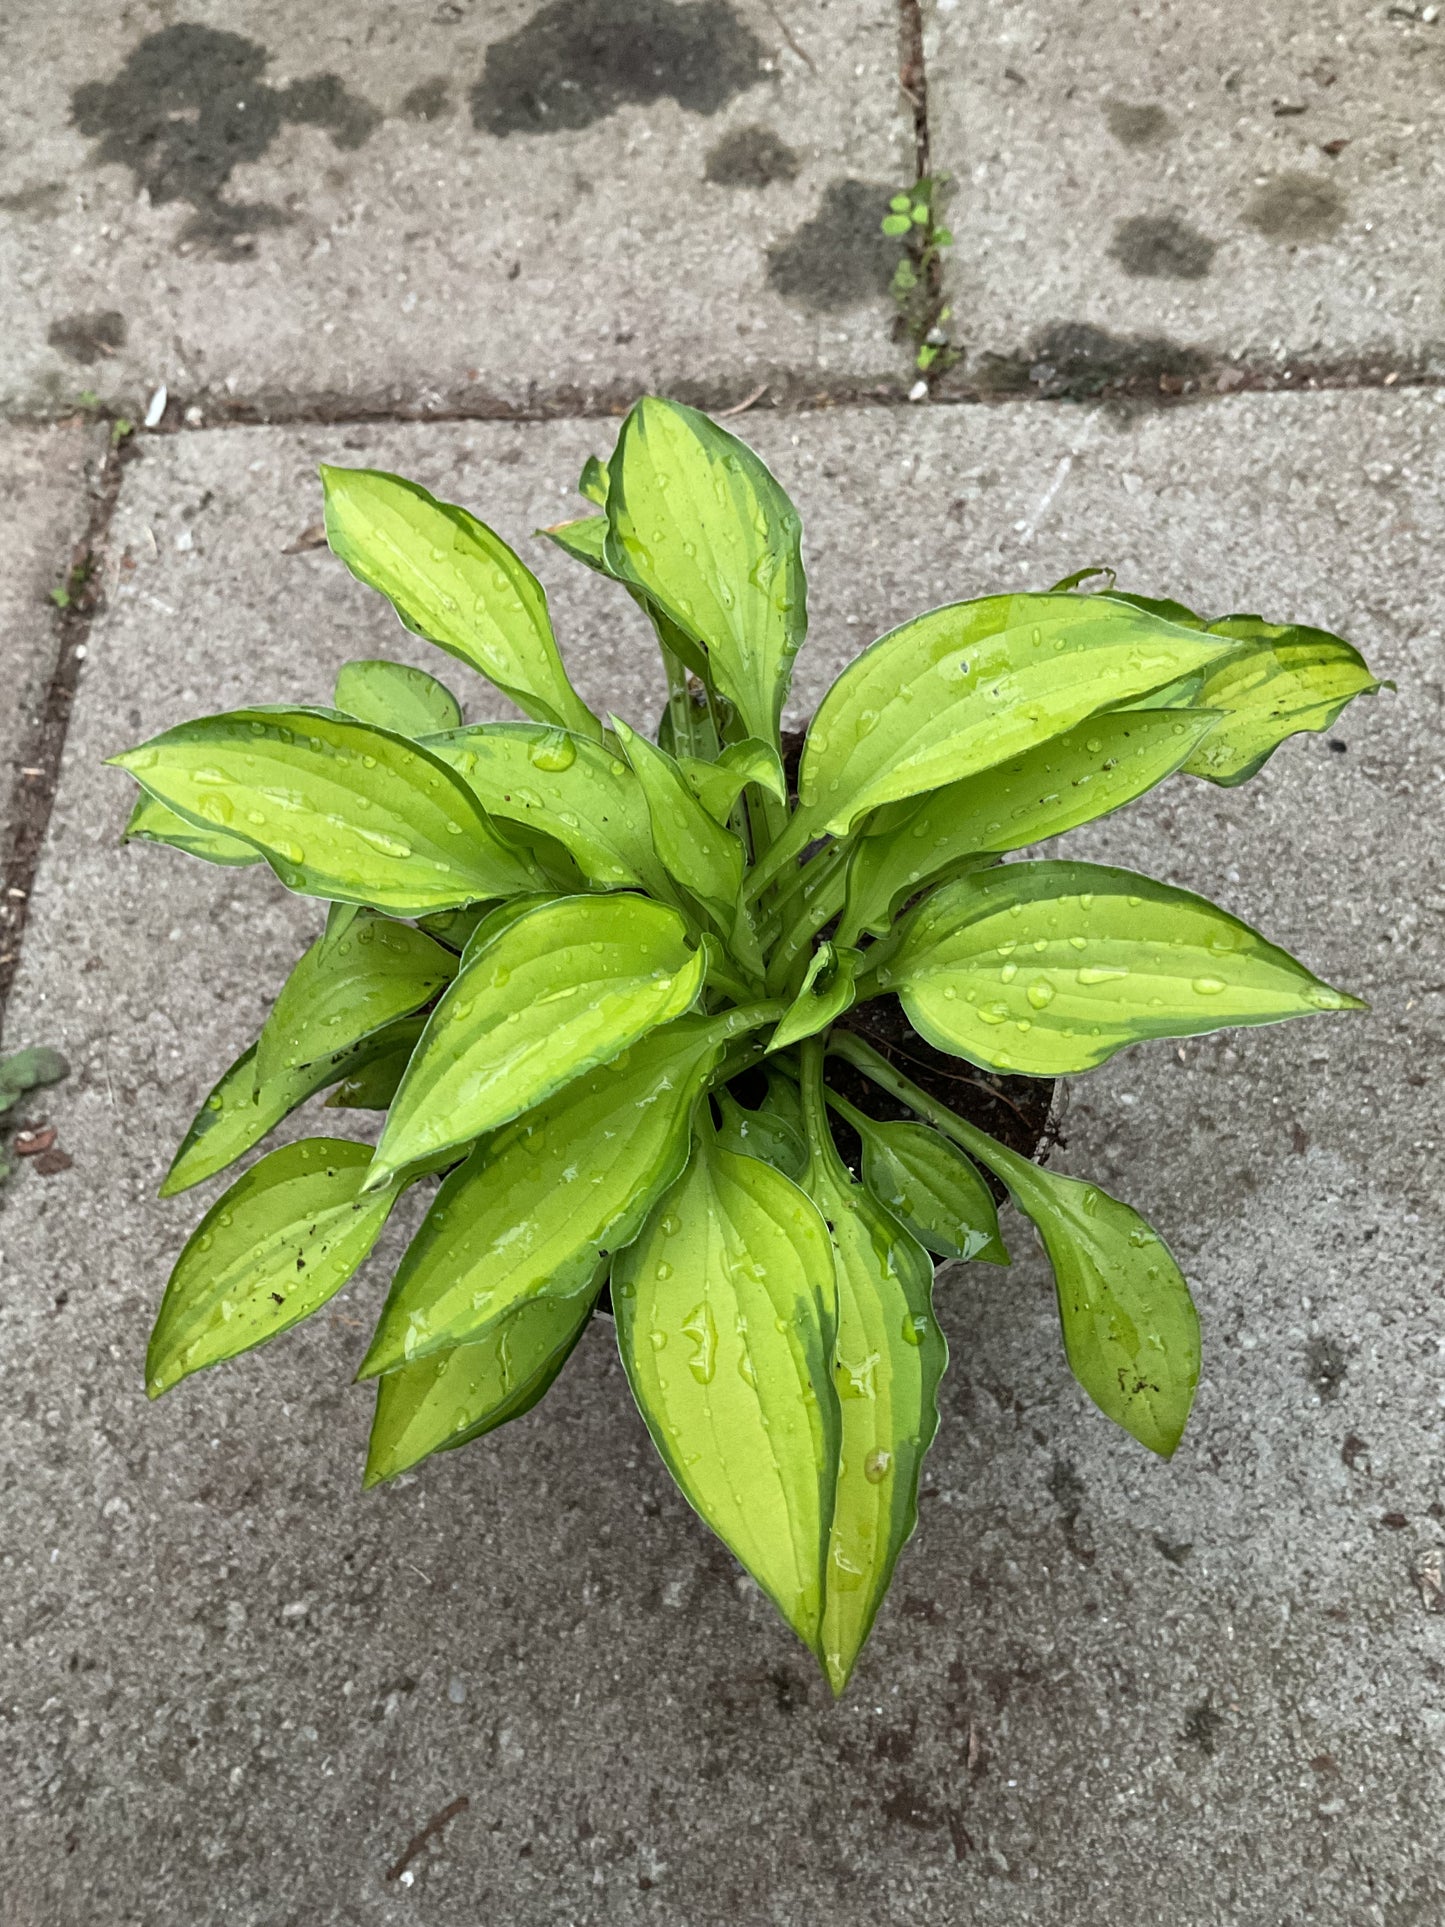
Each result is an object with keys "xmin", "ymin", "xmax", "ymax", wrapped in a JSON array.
[{"xmin": 114, "ymin": 397, "xmax": 1380, "ymax": 1694}]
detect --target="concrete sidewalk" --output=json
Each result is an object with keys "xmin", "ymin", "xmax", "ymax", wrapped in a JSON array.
[
  {"xmin": 0, "ymin": 0, "xmax": 909, "ymax": 418},
  {"xmin": 3, "ymin": 391, "xmax": 1442, "ymax": 1925}
]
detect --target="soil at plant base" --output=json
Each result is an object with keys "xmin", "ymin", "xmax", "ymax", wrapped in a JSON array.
[{"xmin": 826, "ymin": 997, "xmax": 1056, "ymax": 1199}]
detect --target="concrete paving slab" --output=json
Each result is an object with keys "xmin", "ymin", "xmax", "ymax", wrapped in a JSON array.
[
  {"xmin": 4, "ymin": 390, "xmax": 1444, "ymax": 1924},
  {"xmin": 928, "ymin": 0, "xmax": 1445, "ymax": 392},
  {"xmin": 0, "ymin": 421, "xmax": 107, "ymax": 863},
  {"xmin": 0, "ymin": 0, "xmax": 911, "ymax": 420}
]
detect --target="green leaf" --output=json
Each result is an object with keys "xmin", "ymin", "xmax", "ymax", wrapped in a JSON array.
[
  {"xmin": 877, "ymin": 859, "xmax": 1365, "ymax": 1077},
  {"xmin": 578, "ymin": 454, "xmax": 610, "ymax": 507},
  {"xmin": 768, "ymin": 943, "xmax": 861, "ymax": 1053},
  {"xmin": 753, "ymin": 594, "xmax": 1238, "ymax": 887},
  {"xmin": 802, "ymin": 1140, "xmax": 945, "ymax": 1696},
  {"xmin": 423, "ymin": 722, "xmax": 672, "ymax": 897},
  {"xmin": 334, "ymin": 658, "xmax": 463, "ymax": 737},
  {"xmin": 458, "ymin": 892, "xmax": 556, "ymax": 964},
  {"xmin": 1178, "ymin": 616, "xmax": 1381, "ymax": 785},
  {"xmin": 610, "ymin": 716, "xmax": 745, "ymax": 923},
  {"xmin": 370, "ymin": 894, "xmax": 705, "ymax": 1183},
  {"xmin": 320, "ymin": 465, "xmax": 600, "ymax": 739},
  {"xmin": 613, "ymin": 1128, "xmax": 839, "ymax": 1656},
  {"xmin": 538, "ymin": 514, "xmax": 609, "ymax": 573},
  {"xmin": 1014, "ymin": 1162, "xmax": 1198, "ymax": 1456},
  {"xmin": 123, "ymin": 791, "xmax": 262, "ymax": 867},
  {"xmin": 828, "ymin": 1032, "xmax": 1197, "ymax": 1458},
  {"xmin": 323, "ymin": 1030, "xmax": 418, "ymax": 1110},
  {"xmin": 146, "ymin": 1138, "xmax": 401, "ymax": 1396},
  {"xmin": 256, "ymin": 912, "xmax": 455, "ymax": 1086},
  {"xmin": 110, "ymin": 707, "xmax": 542, "ymax": 915},
  {"xmin": 0, "ymin": 1045, "xmax": 69, "ymax": 1100},
  {"xmin": 713, "ymin": 1072, "xmax": 808, "ymax": 1180},
  {"xmin": 603, "ymin": 396, "xmax": 807, "ymax": 746},
  {"xmin": 828, "ymin": 1096, "xmax": 1007, "ymax": 1264},
  {"xmin": 840, "ymin": 708, "xmax": 1221, "ymax": 939},
  {"xmin": 364, "ymin": 1281, "xmax": 598, "ymax": 1486},
  {"xmin": 679, "ymin": 737, "xmax": 787, "ymax": 824},
  {"xmin": 414, "ymin": 903, "xmax": 498, "ymax": 952},
  {"xmin": 359, "ymin": 1015, "xmax": 738, "ymax": 1373},
  {"xmin": 160, "ymin": 1020, "xmax": 425, "ymax": 1197}
]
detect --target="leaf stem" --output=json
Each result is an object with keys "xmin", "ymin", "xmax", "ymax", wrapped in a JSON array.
[
  {"xmin": 766, "ymin": 859, "xmax": 848, "ymax": 996},
  {"xmin": 826, "ymin": 1031, "xmax": 1032, "ymax": 1195},
  {"xmin": 661, "ymin": 644, "xmax": 701, "ymax": 760},
  {"xmin": 799, "ymin": 1035, "xmax": 849, "ymax": 1188}
]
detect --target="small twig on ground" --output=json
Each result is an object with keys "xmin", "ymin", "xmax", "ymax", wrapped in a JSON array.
[
  {"xmin": 718, "ymin": 383, "xmax": 770, "ymax": 419},
  {"xmin": 761, "ymin": 0, "xmax": 817, "ymax": 73},
  {"xmin": 385, "ymin": 1795, "xmax": 470, "ymax": 1883}
]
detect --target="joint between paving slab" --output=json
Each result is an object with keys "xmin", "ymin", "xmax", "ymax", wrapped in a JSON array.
[
  {"xmin": 5, "ymin": 356, "xmax": 1438, "ymax": 443},
  {"xmin": 0, "ymin": 438, "xmax": 131, "ymax": 1040}
]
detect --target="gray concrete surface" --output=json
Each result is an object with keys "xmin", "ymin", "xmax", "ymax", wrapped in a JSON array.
[
  {"xmin": 928, "ymin": 0, "xmax": 1445, "ymax": 390},
  {"xmin": 0, "ymin": 422, "xmax": 107, "ymax": 854},
  {"xmin": 0, "ymin": 0, "xmax": 910, "ymax": 419},
  {"xmin": 4, "ymin": 391, "xmax": 1442, "ymax": 1923}
]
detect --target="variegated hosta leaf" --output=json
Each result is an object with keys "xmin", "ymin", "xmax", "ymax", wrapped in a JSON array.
[
  {"xmin": 537, "ymin": 514, "xmax": 607, "ymax": 573},
  {"xmin": 323, "ymin": 1029, "xmax": 419, "ymax": 1110},
  {"xmin": 680, "ymin": 738, "xmax": 787, "ymax": 824},
  {"xmin": 364, "ymin": 1281, "xmax": 599, "ymax": 1486},
  {"xmin": 603, "ymin": 396, "xmax": 807, "ymax": 747},
  {"xmin": 146, "ymin": 1139, "xmax": 401, "ymax": 1396},
  {"xmin": 713, "ymin": 1071, "xmax": 808, "ymax": 1181},
  {"xmin": 424, "ymin": 722, "xmax": 671, "ymax": 896},
  {"xmin": 1178, "ymin": 616, "xmax": 1382, "ymax": 785},
  {"xmin": 415, "ymin": 903, "xmax": 498, "ymax": 953},
  {"xmin": 255, "ymin": 913, "xmax": 455, "ymax": 1086},
  {"xmin": 320, "ymin": 465, "xmax": 601, "ymax": 739},
  {"xmin": 110, "ymin": 707, "xmax": 542, "ymax": 914},
  {"xmin": 751, "ymin": 594, "xmax": 1238, "ymax": 889},
  {"xmin": 841, "ymin": 708, "xmax": 1220, "ymax": 940},
  {"xmin": 610, "ymin": 717, "xmax": 745, "ymax": 924},
  {"xmin": 359, "ymin": 1016, "xmax": 738, "ymax": 1375},
  {"xmin": 877, "ymin": 860, "xmax": 1364, "ymax": 1076},
  {"xmin": 333, "ymin": 658, "xmax": 463, "ymax": 737},
  {"xmin": 161, "ymin": 1019, "xmax": 424, "ymax": 1197},
  {"xmin": 123, "ymin": 791, "xmax": 262, "ymax": 867},
  {"xmin": 613, "ymin": 1130, "xmax": 838, "ymax": 1657},
  {"xmin": 768, "ymin": 944, "xmax": 861, "ymax": 1053},
  {"xmin": 829, "ymin": 1094, "xmax": 1007, "ymax": 1264},
  {"xmin": 1098, "ymin": 592, "xmax": 1382, "ymax": 784},
  {"xmin": 369, "ymin": 894, "xmax": 706, "ymax": 1183},
  {"xmin": 932, "ymin": 1111, "xmax": 1199, "ymax": 1457},
  {"xmin": 802, "ymin": 1147, "xmax": 946, "ymax": 1696}
]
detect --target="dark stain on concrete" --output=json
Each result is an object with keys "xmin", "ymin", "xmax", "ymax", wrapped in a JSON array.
[
  {"xmin": 46, "ymin": 309, "xmax": 127, "ymax": 364},
  {"xmin": 974, "ymin": 321, "xmax": 1211, "ymax": 400},
  {"xmin": 767, "ymin": 178, "xmax": 897, "ymax": 312},
  {"xmin": 400, "ymin": 78, "xmax": 451, "ymax": 121},
  {"xmin": 70, "ymin": 25, "xmax": 381, "ymax": 253},
  {"xmin": 1181, "ymin": 1695, "xmax": 1225, "ymax": 1754},
  {"xmin": 0, "ymin": 181, "xmax": 65, "ymax": 218},
  {"xmin": 705, "ymin": 124, "xmax": 799, "ymax": 188},
  {"xmin": 1104, "ymin": 99, "xmax": 1172, "ymax": 148},
  {"xmin": 1110, "ymin": 213, "xmax": 1216, "ymax": 280},
  {"xmin": 471, "ymin": 0, "xmax": 764, "ymax": 136},
  {"xmin": 1245, "ymin": 172, "xmax": 1346, "ymax": 243},
  {"xmin": 1306, "ymin": 1333, "xmax": 1349, "ymax": 1399}
]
